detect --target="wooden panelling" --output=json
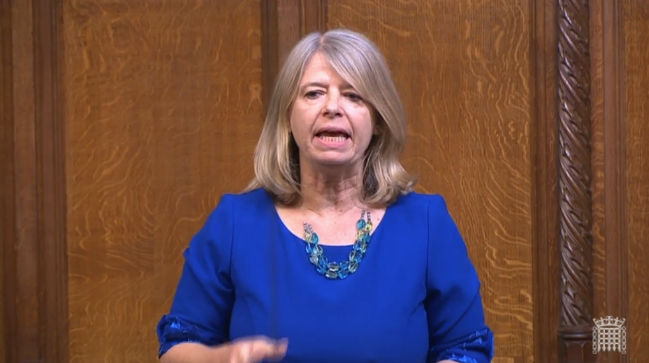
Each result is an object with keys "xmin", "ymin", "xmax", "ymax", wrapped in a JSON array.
[
  {"xmin": 261, "ymin": 0, "xmax": 326, "ymax": 109},
  {"xmin": 1, "ymin": 0, "xmax": 13, "ymax": 359},
  {"xmin": 1, "ymin": 1, "xmax": 68, "ymax": 362},
  {"xmin": 33, "ymin": 0, "xmax": 69, "ymax": 360},
  {"xmin": 624, "ymin": 0, "xmax": 649, "ymax": 360},
  {"xmin": 8, "ymin": 1, "xmax": 42, "ymax": 361},
  {"xmin": 532, "ymin": 0, "xmax": 560, "ymax": 361},
  {"xmin": 62, "ymin": 0, "xmax": 262, "ymax": 361},
  {"xmin": 328, "ymin": 1, "xmax": 534, "ymax": 361},
  {"xmin": 590, "ymin": 0, "xmax": 611, "ymax": 345},
  {"xmin": 590, "ymin": 0, "xmax": 628, "ymax": 361},
  {"xmin": 0, "ymin": 0, "xmax": 643, "ymax": 361}
]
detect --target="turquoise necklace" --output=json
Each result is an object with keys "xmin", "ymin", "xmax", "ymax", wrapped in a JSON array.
[{"xmin": 302, "ymin": 210, "xmax": 373, "ymax": 279}]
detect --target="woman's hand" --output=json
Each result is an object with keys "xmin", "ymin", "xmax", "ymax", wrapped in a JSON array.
[
  {"xmin": 160, "ymin": 337, "xmax": 288, "ymax": 363},
  {"xmin": 226, "ymin": 336, "xmax": 288, "ymax": 363}
]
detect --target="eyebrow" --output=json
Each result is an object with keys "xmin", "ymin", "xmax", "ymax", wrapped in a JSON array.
[
  {"xmin": 299, "ymin": 81, "xmax": 355, "ymax": 92},
  {"xmin": 300, "ymin": 82, "xmax": 328, "ymax": 91}
]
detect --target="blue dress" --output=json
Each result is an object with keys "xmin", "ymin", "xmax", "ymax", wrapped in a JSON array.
[{"xmin": 157, "ymin": 189, "xmax": 494, "ymax": 362}]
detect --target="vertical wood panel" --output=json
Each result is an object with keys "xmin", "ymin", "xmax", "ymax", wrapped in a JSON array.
[
  {"xmin": 62, "ymin": 0, "xmax": 262, "ymax": 361},
  {"xmin": 10, "ymin": 0, "xmax": 41, "ymax": 360},
  {"xmin": 590, "ymin": 0, "xmax": 609, "ymax": 337},
  {"xmin": 1, "ymin": 0, "xmax": 68, "ymax": 362},
  {"xmin": 261, "ymin": 0, "xmax": 326, "ymax": 109},
  {"xmin": 590, "ymin": 0, "xmax": 628, "ymax": 361},
  {"xmin": 624, "ymin": 0, "xmax": 649, "ymax": 359},
  {"xmin": 0, "ymin": 0, "xmax": 13, "ymax": 359},
  {"xmin": 533, "ymin": 0, "xmax": 560, "ymax": 361},
  {"xmin": 33, "ymin": 0, "xmax": 69, "ymax": 360},
  {"xmin": 327, "ymin": 1, "xmax": 534, "ymax": 361}
]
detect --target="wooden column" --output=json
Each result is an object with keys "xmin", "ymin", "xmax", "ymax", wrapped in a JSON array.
[
  {"xmin": 0, "ymin": 0, "xmax": 14, "ymax": 358},
  {"xmin": 590, "ymin": 0, "xmax": 629, "ymax": 361},
  {"xmin": 1, "ymin": 0, "xmax": 68, "ymax": 362},
  {"xmin": 557, "ymin": 0, "xmax": 594, "ymax": 361},
  {"xmin": 533, "ymin": 0, "xmax": 560, "ymax": 361},
  {"xmin": 261, "ymin": 0, "xmax": 327, "ymax": 110}
]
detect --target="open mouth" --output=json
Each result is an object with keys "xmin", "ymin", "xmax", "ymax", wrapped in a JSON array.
[{"xmin": 316, "ymin": 131, "xmax": 350, "ymax": 143}]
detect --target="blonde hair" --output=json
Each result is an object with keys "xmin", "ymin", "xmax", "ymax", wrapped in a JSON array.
[{"xmin": 247, "ymin": 29, "xmax": 414, "ymax": 206}]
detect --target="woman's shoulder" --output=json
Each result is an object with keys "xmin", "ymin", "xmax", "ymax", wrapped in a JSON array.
[
  {"xmin": 202, "ymin": 188, "xmax": 274, "ymax": 230},
  {"xmin": 219, "ymin": 187, "xmax": 271, "ymax": 206},
  {"xmin": 393, "ymin": 191, "xmax": 449, "ymax": 212}
]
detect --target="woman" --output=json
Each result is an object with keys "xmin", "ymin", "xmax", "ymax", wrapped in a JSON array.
[{"xmin": 157, "ymin": 29, "xmax": 494, "ymax": 362}]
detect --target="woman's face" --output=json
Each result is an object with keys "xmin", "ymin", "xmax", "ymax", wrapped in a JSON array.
[{"xmin": 289, "ymin": 52, "xmax": 374, "ymax": 176}]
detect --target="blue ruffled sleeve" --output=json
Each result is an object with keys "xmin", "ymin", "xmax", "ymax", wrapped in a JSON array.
[
  {"xmin": 156, "ymin": 195, "xmax": 235, "ymax": 357},
  {"xmin": 425, "ymin": 195, "xmax": 494, "ymax": 363}
]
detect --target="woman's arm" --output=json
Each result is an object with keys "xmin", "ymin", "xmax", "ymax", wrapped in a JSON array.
[
  {"xmin": 160, "ymin": 342, "xmax": 226, "ymax": 362},
  {"xmin": 425, "ymin": 195, "xmax": 494, "ymax": 362},
  {"xmin": 160, "ymin": 337, "xmax": 287, "ymax": 363},
  {"xmin": 158, "ymin": 197, "xmax": 237, "ymax": 358}
]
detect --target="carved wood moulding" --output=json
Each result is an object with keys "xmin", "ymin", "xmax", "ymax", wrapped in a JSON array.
[{"xmin": 557, "ymin": 0, "xmax": 593, "ymax": 350}]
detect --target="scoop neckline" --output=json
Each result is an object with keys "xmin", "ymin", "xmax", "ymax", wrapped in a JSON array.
[{"xmin": 267, "ymin": 193, "xmax": 391, "ymax": 248}]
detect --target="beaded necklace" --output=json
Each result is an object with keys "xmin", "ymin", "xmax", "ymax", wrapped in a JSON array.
[{"xmin": 302, "ymin": 210, "xmax": 373, "ymax": 279}]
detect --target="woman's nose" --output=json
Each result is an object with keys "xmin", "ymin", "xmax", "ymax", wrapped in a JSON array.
[{"xmin": 323, "ymin": 92, "xmax": 342, "ymax": 117}]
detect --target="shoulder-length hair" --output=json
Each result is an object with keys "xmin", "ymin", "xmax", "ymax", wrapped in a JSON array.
[{"xmin": 247, "ymin": 29, "xmax": 414, "ymax": 207}]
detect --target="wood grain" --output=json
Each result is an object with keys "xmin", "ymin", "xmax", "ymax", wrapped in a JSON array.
[
  {"xmin": 623, "ymin": 0, "xmax": 649, "ymax": 360},
  {"xmin": 1, "ymin": 0, "xmax": 13, "ymax": 359},
  {"xmin": 1, "ymin": 1, "xmax": 644, "ymax": 361},
  {"xmin": 62, "ymin": 0, "xmax": 262, "ymax": 361},
  {"xmin": 262, "ymin": 0, "xmax": 326, "ymax": 111},
  {"xmin": 33, "ymin": 0, "xmax": 69, "ymax": 360},
  {"xmin": 532, "ymin": 0, "xmax": 560, "ymax": 360},
  {"xmin": 590, "ymin": 0, "xmax": 611, "ymax": 344},
  {"xmin": 8, "ymin": 1, "xmax": 41, "ymax": 361},
  {"xmin": 328, "ymin": 1, "xmax": 534, "ymax": 361},
  {"xmin": 590, "ymin": 0, "xmax": 629, "ymax": 361},
  {"xmin": 2, "ymin": 1, "xmax": 69, "ymax": 361}
]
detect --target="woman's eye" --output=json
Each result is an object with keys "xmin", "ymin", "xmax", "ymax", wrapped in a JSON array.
[
  {"xmin": 304, "ymin": 90, "xmax": 322, "ymax": 99},
  {"xmin": 345, "ymin": 92, "xmax": 363, "ymax": 102}
]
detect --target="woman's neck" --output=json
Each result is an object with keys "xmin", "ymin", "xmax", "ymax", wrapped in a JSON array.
[{"xmin": 299, "ymin": 170, "xmax": 365, "ymax": 215}]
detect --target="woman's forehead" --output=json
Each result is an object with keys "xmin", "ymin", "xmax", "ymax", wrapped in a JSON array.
[{"xmin": 299, "ymin": 53, "xmax": 360, "ymax": 89}]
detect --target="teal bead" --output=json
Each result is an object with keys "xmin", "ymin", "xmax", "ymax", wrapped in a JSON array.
[
  {"xmin": 318, "ymin": 256, "xmax": 329, "ymax": 267},
  {"xmin": 325, "ymin": 270, "xmax": 338, "ymax": 279},
  {"xmin": 359, "ymin": 242, "xmax": 367, "ymax": 253},
  {"xmin": 349, "ymin": 250, "xmax": 359, "ymax": 261}
]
